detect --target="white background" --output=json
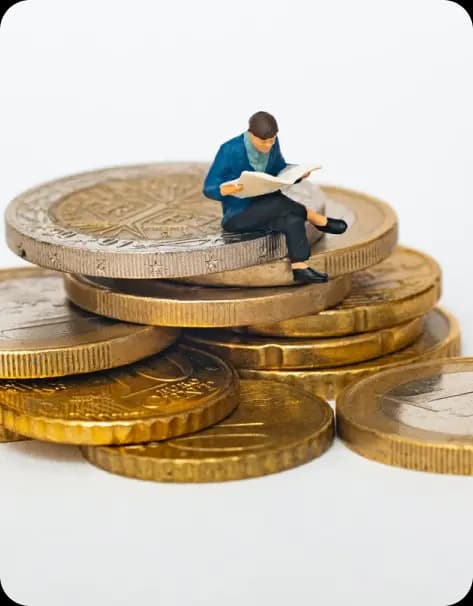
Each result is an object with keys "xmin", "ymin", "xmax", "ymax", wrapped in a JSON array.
[{"xmin": 0, "ymin": 1, "xmax": 472, "ymax": 604}]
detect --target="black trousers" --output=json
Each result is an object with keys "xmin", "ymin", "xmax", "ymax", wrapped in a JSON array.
[{"xmin": 222, "ymin": 191, "xmax": 310, "ymax": 262}]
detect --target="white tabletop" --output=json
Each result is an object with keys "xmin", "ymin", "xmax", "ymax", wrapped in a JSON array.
[{"xmin": 1, "ymin": 1, "xmax": 472, "ymax": 604}]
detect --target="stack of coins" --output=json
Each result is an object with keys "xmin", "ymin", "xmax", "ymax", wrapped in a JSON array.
[
  {"xmin": 0, "ymin": 164, "xmax": 339, "ymax": 480},
  {"xmin": 183, "ymin": 246, "xmax": 460, "ymax": 401},
  {"xmin": 0, "ymin": 162, "xmax": 465, "ymax": 478}
]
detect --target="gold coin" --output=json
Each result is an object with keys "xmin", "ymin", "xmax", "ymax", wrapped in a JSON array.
[
  {"xmin": 239, "ymin": 308, "xmax": 461, "ymax": 400},
  {"xmin": 177, "ymin": 185, "xmax": 398, "ymax": 287},
  {"xmin": 5, "ymin": 163, "xmax": 325, "ymax": 279},
  {"xmin": 64, "ymin": 273, "xmax": 351, "ymax": 328},
  {"xmin": 0, "ymin": 423, "xmax": 25, "ymax": 443},
  {"xmin": 0, "ymin": 267, "xmax": 179, "ymax": 379},
  {"xmin": 239, "ymin": 246, "xmax": 441, "ymax": 337},
  {"xmin": 337, "ymin": 357, "xmax": 473, "ymax": 475},
  {"xmin": 81, "ymin": 379, "xmax": 334, "ymax": 482},
  {"xmin": 182, "ymin": 316, "xmax": 424, "ymax": 370},
  {"xmin": 0, "ymin": 345, "xmax": 239, "ymax": 445}
]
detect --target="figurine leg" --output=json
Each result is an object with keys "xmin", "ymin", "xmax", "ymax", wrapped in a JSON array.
[
  {"xmin": 223, "ymin": 194, "xmax": 304, "ymax": 233},
  {"xmin": 270, "ymin": 214, "xmax": 328, "ymax": 283},
  {"xmin": 224, "ymin": 191, "xmax": 308, "ymax": 228},
  {"xmin": 267, "ymin": 213, "xmax": 310, "ymax": 260},
  {"xmin": 306, "ymin": 204, "xmax": 348, "ymax": 234},
  {"xmin": 225, "ymin": 191, "xmax": 347, "ymax": 235},
  {"xmin": 223, "ymin": 197, "xmax": 328, "ymax": 283}
]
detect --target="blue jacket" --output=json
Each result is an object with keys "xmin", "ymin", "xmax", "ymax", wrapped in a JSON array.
[{"xmin": 203, "ymin": 132, "xmax": 288, "ymax": 225}]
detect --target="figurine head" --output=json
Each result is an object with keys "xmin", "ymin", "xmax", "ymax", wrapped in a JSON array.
[{"xmin": 248, "ymin": 111, "xmax": 278, "ymax": 154}]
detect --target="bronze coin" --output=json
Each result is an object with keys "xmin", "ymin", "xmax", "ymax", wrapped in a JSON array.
[{"xmin": 81, "ymin": 379, "xmax": 334, "ymax": 482}]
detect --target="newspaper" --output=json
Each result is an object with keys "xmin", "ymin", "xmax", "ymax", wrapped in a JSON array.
[{"xmin": 221, "ymin": 164, "xmax": 322, "ymax": 198}]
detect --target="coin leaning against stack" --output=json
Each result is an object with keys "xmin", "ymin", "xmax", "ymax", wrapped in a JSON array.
[{"xmin": 0, "ymin": 162, "xmax": 467, "ymax": 477}]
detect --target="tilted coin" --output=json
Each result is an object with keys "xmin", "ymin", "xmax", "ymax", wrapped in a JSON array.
[
  {"xmin": 0, "ymin": 267, "xmax": 179, "ymax": 379},
  {"xmin": 239, "ymin": 308, "xmax": 461, "ymax": 400},
  {"xmin": 81, "ymin": 379, "xmax": 334, "ymax": 482},
  {"xmin": 337, "ymin": 357, "xmax": 473, "ymax": 475},
  {"xmin": 177, "ymin": 186, "xmax": 398, "ymax": 287},
  {"xmin": 5, "ymin": 163, "xmax": 326, "ymax": 279},
  {"xmin": 239, "ymin": 246, "xmax": 441, "ymax": 337},
  {"xmin": 0, "ymin": 345, "xmax": 239, "ymax": 445},
  {"xmin": 64, "ymin": 273, "xmax": 351, "ymax": 328},
  {"xmin": 182, "ymin": 317, "xmax": 424, "ymax": 370}
]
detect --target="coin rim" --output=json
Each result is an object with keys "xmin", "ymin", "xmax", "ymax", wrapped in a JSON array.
[
  {"xmin": 63, "ymin": 273, "xmax": 352, "ymax": 328},
  {"xmin": 336, "ymin": 356, "xmax": 473, "ymax": 474},
  {"xmin": 238, "ymin": 308, "xmax": 461, "ymax": 400},
  {"xmin": 0, "ymin": 345, "xmax": 240, "ymax": 445},
  {"xmin": 0, "ymin": 267, "xmax": 180, "ymax": 378},
  {"xmin": 80, "ymin": 380, "xmax": 335, "ymax": 482},
  {"xmin": 0, "ymin": 424, "xmax": 27, "ymax": 443},
  {"xmin": 241, "ymin": 246, "xmax": 442, "ymax": 336},
  {"xmin": 182, "ymin": 316, "xmax": 425, "ymax": 370}
]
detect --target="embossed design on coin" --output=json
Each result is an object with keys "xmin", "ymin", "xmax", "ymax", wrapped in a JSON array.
[
  {"xmin": 239, "ymin": 308, "xmax": 461, "ymax": 401},
  {"xmin": 0, "ymin": 267, "xmax": 179, "ymax": 378},
  {"xmin": 337, "ymin": 358, "xmax": 473, "ymax": 474},
  {"xmin": 0, "ymin": 345, "xmax": 239, "ymax": 444},
  {"xmin": 50, "ymin": 175, "xmax": 225, "ymax": 240},
  {"xmin": 81, "ymin": 379, "xmax": 334, "ymax": 482},
  {"xmin": 241, "ymin": 246, "xmax": 441, "ymax": 337},
  {"xmin": 381, "ymin": 372, "xmax": 473, "ymax": 435},
  {"xmin": 5, "ymin": 163, "xmax": 325, "ymax": 278}
]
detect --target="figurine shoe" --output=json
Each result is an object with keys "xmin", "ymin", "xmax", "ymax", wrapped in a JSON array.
[
  {"xmin": 292, "ymin": 267, "xmax": 329, "ymax": 284},
  {"xmin": 316, "ymin": 217, "xmax": 348, "ymax": 234}
]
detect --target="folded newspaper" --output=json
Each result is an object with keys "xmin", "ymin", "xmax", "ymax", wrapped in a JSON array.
[{"xmin": 222, "ymin": 163, "xmax": 321, "ymax": 198}]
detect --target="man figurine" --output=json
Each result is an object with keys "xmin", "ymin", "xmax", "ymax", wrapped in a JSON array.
[{"xmin": 203, "ymin": 111, "xmax": 347, "ymax": 283}]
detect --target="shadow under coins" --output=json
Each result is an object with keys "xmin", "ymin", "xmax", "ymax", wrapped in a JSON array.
[{"xmin": 5, "ymin": 439, "xmax": 83, "ymax": 463}]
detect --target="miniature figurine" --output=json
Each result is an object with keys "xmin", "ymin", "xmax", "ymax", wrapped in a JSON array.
[{"xmin": 203, "ymin": 111, "xmax": 348, "ymax": 283}]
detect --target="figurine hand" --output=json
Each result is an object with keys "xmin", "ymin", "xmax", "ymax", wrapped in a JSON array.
[
  {"xmin": 302, "ymin": 171, "xmax": 311, "ymax": 179},
  {"xmin": 220, "ymin": 183, "xmax": 244, "ymax": 196}
]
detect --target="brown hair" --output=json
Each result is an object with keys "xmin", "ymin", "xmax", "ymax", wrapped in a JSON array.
[{"xmin": 248, "ymin": 111, "xmax": 278, "ymax": 139}]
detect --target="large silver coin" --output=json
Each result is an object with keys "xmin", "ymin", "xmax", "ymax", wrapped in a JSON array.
[{"xmin": 5, "ymin": 163, "xmax": 325, "ymax": 279}]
